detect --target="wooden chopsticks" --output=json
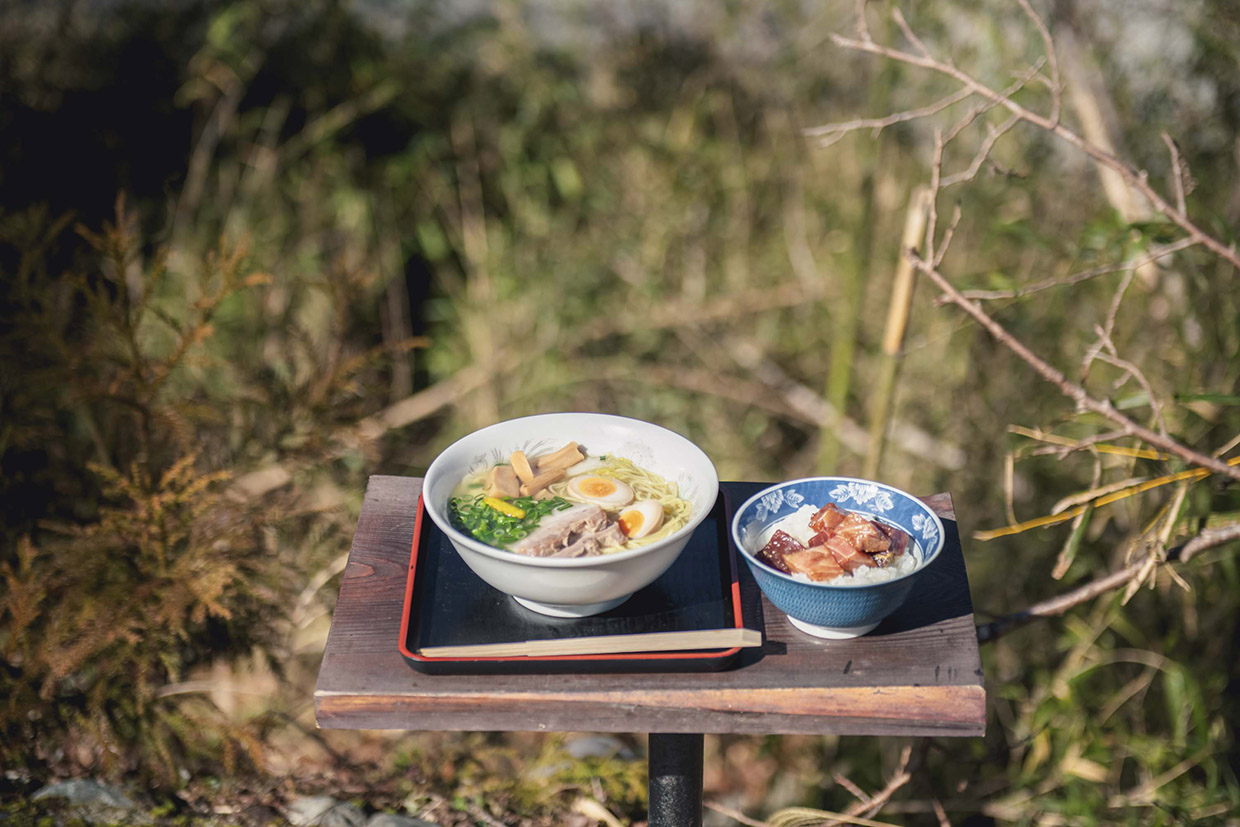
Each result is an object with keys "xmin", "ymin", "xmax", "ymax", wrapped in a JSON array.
[{"xmin": 417, "ymin": 628, "xmax": 762, "ymax": 659}]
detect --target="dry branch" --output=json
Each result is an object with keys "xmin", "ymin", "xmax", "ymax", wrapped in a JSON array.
[
  {"xmin": 955, "ymin": 237, "xmax": 1198, "ymax": 302},
  {"xmin": 815, "ymin": 3, "xmax": 1240, "ymax": 654},
  {"xmin": 977, "ymin": 523, "xmax": 1240, "ymax": 642},
  {"xmin": 1160, "ymin": 132, "xmax": 1190, "ymax": 218},
  {"xmin": 827, "ymin": 8, "xmax": 1240, "ymax": 274},
  {"xmin": 706, "ymin": 746, "xmax": 912, "ymax": 827},
  {"xmin": 1015, "ymin": 0, "xmax": 1061, "ymax": 123},
  {"xmin": 910, "ymin": 252, "xmax": 1240, "ymax": 483},
  {"xmin": 805, "ymin": 86, "xmax": 974, "ymax": 146},
  {"xmin": 976, "ymin": 458, "xmax": 1239, "ymax": 540}
]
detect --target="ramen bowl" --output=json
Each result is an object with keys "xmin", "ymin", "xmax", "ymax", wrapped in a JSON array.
[
  {"xmin": 422, "ymin": 413, "xmax": 719, "ymax": 617},
  {"xmin": 731, "ymin": 477, "xmax": 945, "ymax": 639}
]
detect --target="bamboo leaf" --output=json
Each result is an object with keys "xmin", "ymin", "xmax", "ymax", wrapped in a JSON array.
[
  {"xmin": 1176, "ymin": 392, "xmax": 1240, "ymax": 405},
  {"xmin": 1053, "ymin": 502, "xmax": 1095, "ymax": 579},
  {"xmin": 976, "ymin": 459, "xmax": 1239, "ymax": 540},
  {"xmin": 768, "ymin": 807, "xmax": 898, "ymax": 827},
  {"xmin": 1051, "ymin": 477, "xmax": 1149, "ymax": 515}
]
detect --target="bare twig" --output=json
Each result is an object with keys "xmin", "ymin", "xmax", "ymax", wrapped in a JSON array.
[
  {"xmin": 1081, "ymin": 262, "xmax": 1139, "ymax": 380},
  {"xmin": 734, "ymin": 746, "xmax": 912, "ymax": 827},
  {"xmin": 808, "ymin": 11, "xmax": 1042, "ymax": 155},
  {"xmin": 1029, "ymin": 429, "xmax": 1128, "ymax": 459},
  {"xmin": 892, "ymin": 8, "xmax": 933, "ymax": 59},
  {"xmin": 704, "ymin": 801, "xmax": 768, "ymax": 827},
  {"xmin": 939, "ymin": 58, "xmax": 1044, "ymax": 149},
  {"xmin": 1161, "ymin": 131, "xmax": 1190, "ymax": 217},
  {"xmin": 957, "ymin": 237, "xmax": 1199, "ymax": 301},
  {"xmin": 805, "ymin": 86, "xmax": 974, "ymax": 146},
  {"xmin": 704, "ymin": 802, "xmax": 903, "ymax": 827},
  {"xmin": 1214, "ymin": 431, "xmax": 1240, "ymax": 458},
  {"xmin": 934, "ymin": 205, "xmax": 963, "ymax": 268},
  {"xmin": 1015, "ymin": 0, "xmax": 1061, "ymax": 123},
  {"xmin": 925, "ymin": 130, "xmax": 944, "ymax": 264},
  {"xmin": 939, "ymin": 114, "xmax": 1020, "ymax": 187},
  {"xmin": 853, "ymin": 0, "xmax": 872, "ymax": 42},
  {"xmin": 977, "ymin": 523, "xmax": 1240, "ymax": 642},
  {"xmin": 847, "ymin": 746, "xmax": 913, "ymax": 823},
  {"xmin": 1089, "ymin": 348, "xmax": 1168, "ymax": 437},
  {"xmin": 461, "ymin": 801, "xmax": 507, "ymax": 827},
  {"xmin": 828, "ymin": 12, "xmax": 1240, "ymax": 273},
  {"xmin": 910, "ymin": 253, "xmax": 1240, "ymax": 482},
  {"xmin": 832, "ymin": 773, "xmax": 873, "ymax": 805}
]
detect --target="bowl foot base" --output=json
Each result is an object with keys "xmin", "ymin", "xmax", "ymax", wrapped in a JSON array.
[
  {"xmin": 787, "ymin": 616, "xmax": 880, "ymax": 639},
  {"xmin": 513, "ymin": 594, "xmax": 631, "ymax": 618}
]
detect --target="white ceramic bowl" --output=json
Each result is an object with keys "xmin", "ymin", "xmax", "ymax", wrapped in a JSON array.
[{"xmin": 422, "ymin": 413, "xmax": 719, "ymax": 617}]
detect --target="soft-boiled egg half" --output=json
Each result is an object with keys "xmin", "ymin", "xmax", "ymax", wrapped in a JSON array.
[
  {"xmin": 566, "ymin": 475, "xmax": 635, "ymax": 509},
  {"xmin": 618, "ymin": 500, "xmax": 665, "ymax": 539}
]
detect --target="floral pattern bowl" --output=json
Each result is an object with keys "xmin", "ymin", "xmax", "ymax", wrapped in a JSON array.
[{"xmin": 730, "ymin": 477, "xmax": 945, "ymax": 639}]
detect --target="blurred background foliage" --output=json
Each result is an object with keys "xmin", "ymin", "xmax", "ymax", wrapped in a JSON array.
[{"xmin": 1, "ymin": 0, "xmax": 1239, "ymax": 823}]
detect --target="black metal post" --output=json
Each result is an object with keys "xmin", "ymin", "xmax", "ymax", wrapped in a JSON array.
[{"xmin": 647, "ymin": 732, "xmax": 704, "ymax": 827}]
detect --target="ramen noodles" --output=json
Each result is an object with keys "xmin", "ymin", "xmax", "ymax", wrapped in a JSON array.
[{"xmin": 448, "ymin": 442, "xmax": 692, "ymax": 557}]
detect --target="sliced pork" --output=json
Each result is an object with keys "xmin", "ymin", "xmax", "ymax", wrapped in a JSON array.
[
  {"xmin": 510, "ymin": 503, "xmax": 609, "ymax": 557},
  {"xmin": 757, "ymin": 530, "xmax": 803, "ymax": 574},
  {"xmin": 754, "ymin": 502, "xmax": 910, "ymax": 582},
  {"xmin": 809, "ymin": 503, "xmax": 846, "ymax": 535},
  {"xmin": 824, "ymin": 535, "xmax": 878, "ymax": 572},
  {"xmin": 871, "ymin": 523, "xmax": 910, "ymax": 567},
  {"xmin": 509, "ymin": 502, "xmax": 628, "ymax": 558},
  {"xmin": 784, "ymin": 548, "xmax": 849, "ymax": 582},
  {"xmin": 833, "ymin": 513, "xmax": 891, "ymax": 553},
  {"xmin": 549, "ymin": 521, "xmax": 627, "ymax": 558}
]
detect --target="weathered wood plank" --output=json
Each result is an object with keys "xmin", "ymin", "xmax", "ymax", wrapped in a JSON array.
[
  {"xmin": 315, "ymin": 476, "xmax": 985, "ymax": 736},
  {"xmin": 315, "ymin": 686, "xmax": 986, "ymax": 736}
]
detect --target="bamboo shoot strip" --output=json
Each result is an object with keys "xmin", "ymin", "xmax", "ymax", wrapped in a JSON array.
[{"xmin": 417, "ymin": 628, "xmax": 762, "ymax": 659}]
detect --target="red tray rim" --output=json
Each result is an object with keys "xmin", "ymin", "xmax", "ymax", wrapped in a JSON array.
[{"xmin": 397, "ymin": 491, "xmax": 745, "ymax": 664}]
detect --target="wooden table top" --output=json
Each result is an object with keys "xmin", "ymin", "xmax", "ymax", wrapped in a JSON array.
[{"xmin": 315, "ymin": 476, "xmax": 985, "ymax": 737}]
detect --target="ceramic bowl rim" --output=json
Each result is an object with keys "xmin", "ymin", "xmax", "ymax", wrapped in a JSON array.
[
  {"xmin": 729, "ymin": 476, "xmax": 945, "ymax": 590},
  {"xmin": 422, "ymin": 412, "xmax": 719, "ymax": 569}
]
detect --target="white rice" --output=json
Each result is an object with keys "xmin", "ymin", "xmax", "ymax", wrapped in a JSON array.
[{"xmin": 752, "ymin": 506, "xmax": 920, "ymax": 586}]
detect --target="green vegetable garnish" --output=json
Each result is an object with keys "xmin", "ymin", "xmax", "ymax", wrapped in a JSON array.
[{"xmin": 448, "ymin": 494, "xmax": 573, "ymax": 548}]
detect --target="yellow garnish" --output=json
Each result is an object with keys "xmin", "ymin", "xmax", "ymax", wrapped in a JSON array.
[
  {"xmin": 483, "ymin": 496, "xmax": 526, "ymax": 519},
  {"xmin": 619, "ymin": 510, "xmax": 644, "ymax": 537}
]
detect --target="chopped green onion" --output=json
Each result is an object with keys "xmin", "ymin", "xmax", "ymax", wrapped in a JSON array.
[{"xmin": 448, "ymin": 494, "xmax": 573, "ymax": 549}]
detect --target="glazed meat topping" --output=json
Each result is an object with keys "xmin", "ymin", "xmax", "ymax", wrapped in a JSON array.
[
  {"xmin": 757, "ymin": 505, "xmax": 911, "ymax": 582},
  {"xmin": 755, "ymin": 529, "xmax": 802, "ymax": 574}
]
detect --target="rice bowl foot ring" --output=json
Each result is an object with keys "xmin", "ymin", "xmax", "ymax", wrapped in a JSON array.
[
  {"xmin": 785, "ymin": 616, "xmax": 880, "ymax": 640},
  {"xmin": 513, "ymin": 594, "xmax": 631, "ymax": 618}
]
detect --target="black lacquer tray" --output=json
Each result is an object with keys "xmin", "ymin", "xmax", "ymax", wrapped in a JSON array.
[{"xmin": 398, "ymin": 490, "xmax": 748, "ymax": 674}]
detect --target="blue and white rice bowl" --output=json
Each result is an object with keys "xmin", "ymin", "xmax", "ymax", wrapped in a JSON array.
[{"xmin": 731, "ymin": 477, "xmax": 945, "ymax": 639}]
